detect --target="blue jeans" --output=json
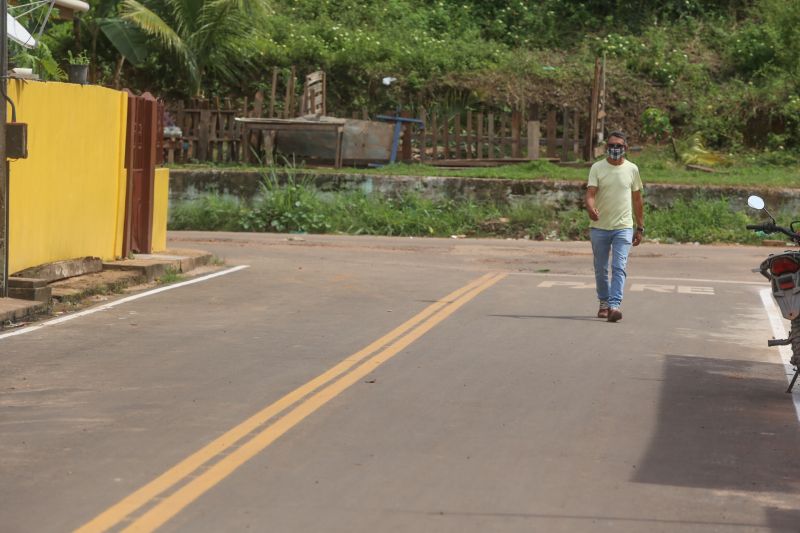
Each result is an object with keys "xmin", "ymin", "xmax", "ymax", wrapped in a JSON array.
[{"xmin": 590, "ymin": 228, "xmax": 633, "ymax": 309}]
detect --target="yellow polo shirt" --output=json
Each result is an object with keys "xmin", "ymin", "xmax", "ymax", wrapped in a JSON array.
[{"xmin": 587, "ymin": 159, "xmax": 642, "ymax": 230}]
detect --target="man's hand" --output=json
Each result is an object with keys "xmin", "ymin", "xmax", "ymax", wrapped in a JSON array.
[
  {"xmin": 587, "ymin": 207, "xmax": 600, "ymax": 221},
  {"xmin": 633, "ymin": 229, "xmax": 643, "ymax": 246}
]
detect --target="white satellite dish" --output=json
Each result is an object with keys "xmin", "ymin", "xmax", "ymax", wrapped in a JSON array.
[
  {"xmin": 4, "ymin": 0, "xmax": 89, "ymax": 50},
  {"xmin": 52, "ymin": 0, "xmax": 90, "ymax": 16},
  {"xmin": 8, "ymin": 14, "xmax": 35, "ymax": 49}
]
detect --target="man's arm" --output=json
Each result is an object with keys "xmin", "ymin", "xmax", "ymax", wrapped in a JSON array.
[
  {"xmin": 632, "ymin": 190, "xmax": 644, "ymax": 246},
  {"xmin": 586, "ymin": 186, "xmax": 599, "ymax": 221}
]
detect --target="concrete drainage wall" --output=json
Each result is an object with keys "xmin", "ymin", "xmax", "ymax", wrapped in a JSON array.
[{"xmin": 169, "ymin": 169, "xmax": 800, "ymax": 213}]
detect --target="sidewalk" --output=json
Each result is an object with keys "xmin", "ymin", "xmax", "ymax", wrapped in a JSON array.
[{"xmin": 0, "ymin": 249, "xmax": 213, "ymax": 327}]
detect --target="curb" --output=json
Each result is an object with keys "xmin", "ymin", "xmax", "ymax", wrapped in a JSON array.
[{"xmin": 0, "ymin": 249, "xmax": 214, "ymax": 327}]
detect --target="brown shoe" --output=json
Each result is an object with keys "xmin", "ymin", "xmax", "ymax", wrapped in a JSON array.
[
  {"xmin": 607, "ymin": 308, "xmax": 622, "ymax": 323},
  {"xmin": 597, "ymin": 307, "xmax": 609, "ymax": 319}
]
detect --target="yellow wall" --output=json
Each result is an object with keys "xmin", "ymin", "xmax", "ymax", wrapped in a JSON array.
[
  {"xmin": 7, "ymin": 80, "xmax": 128, "ymax": 274},
  {"xmin": 152, "ymin": 168, "xmax": 169, "ymax": 252}
]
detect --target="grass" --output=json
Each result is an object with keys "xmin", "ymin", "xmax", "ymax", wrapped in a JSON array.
[
  {"xmin": 169, "ymin": 186, "xmax": 768, "ymax": 245},
  {"xmin": 158, "ymin": 266, "xmax": 184, "ymax": 284},
  {"xmin": 169, "ymin": 145, "xmax": 800, "ymax": 188},
  {"xmin": 167, "ymin": 148, "xmax": 798, "ymax": 244}
]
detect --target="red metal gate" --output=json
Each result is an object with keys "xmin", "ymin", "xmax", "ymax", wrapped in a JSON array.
[{"xmin": 123, "ymin": 91, "xmax": 162, "ymax": 255}]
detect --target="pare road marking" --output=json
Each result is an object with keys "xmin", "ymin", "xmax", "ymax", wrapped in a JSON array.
[{"xmin": 537, "ymin": 281, "xmax": 715, "ymax": 295}]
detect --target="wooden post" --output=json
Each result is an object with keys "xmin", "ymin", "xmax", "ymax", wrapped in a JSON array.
[
  {"xmin": 585, "ymin": 57, "xmax": 602, "ymax": 160},
  {"xmin": 476, "ymin": 112, "xmax": 483, "ymax": 159},
  {"xmin": 269, "ymin": 67, "xmax": 278, "ymax": 118},
  {"xmin": 264, "ymin": 130, "xmax": 276, "ymax": 165},
  {"xmin": 291, "ymin": 66, "xmax": 298, "ymax": 117},
  {"xmin": 254, "ymin": 90, "xmax": 264, "ymax": 118},
  {"xmin": 214, "ymin": 96, "xmax": 222, "ymax": 162},
  {"xmin": 527, "ymin": 120, "xmax": 540, "ymax": 159},
  {"xmin": 282, "ymin": 69, "xmax": 291, "ymax": 119}
]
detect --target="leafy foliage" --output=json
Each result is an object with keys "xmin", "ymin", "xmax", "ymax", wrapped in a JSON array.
[
  {"xmin": 169, "ymin": 182, "xmax": 765, "ymax": 245},
  {"xmin": 30, "ymin": 0, "xmax": 800, "ymax": 151},
  {"xmin": 648, "ymin": 198, "xmax": 760, "ymax": 244}
]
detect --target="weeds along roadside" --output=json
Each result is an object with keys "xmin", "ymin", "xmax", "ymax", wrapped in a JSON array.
[{"xmin": 169, "ymin": 166, "xmax": 767, "ymax": 245}]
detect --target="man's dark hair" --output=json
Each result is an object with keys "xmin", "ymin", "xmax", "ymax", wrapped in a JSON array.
[{"xmin": 607, "ymin": 130, "xmax": 627, "ymax": 143}]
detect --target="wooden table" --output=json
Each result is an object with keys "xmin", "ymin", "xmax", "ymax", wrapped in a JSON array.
[{"xmin": 235, "ymin": 117, "xmax": 346, "ymax": 167}]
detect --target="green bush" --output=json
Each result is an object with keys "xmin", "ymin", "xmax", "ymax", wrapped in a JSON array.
[
  {"xmin": 169, "ymin": 194, "xmax": 245, "ymax": 231},
  {"xmin": 648, "ymin": 198, "xmax": 760, "ymax": 244},
  {"xmin": 641, "ymin": 108, "xmax": 673, "ymax": 142},
  {"xmin": 169, "ymin": 189, "xmax": 770, "ymax": 246}
]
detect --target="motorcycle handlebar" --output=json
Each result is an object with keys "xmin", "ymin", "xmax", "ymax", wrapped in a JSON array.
[
  {"xmin": 746, "ymin": 222, "xmax": 800, "ymax": 243},
  {"xmin": 747, "ymin": 223, "xmax": 774, "ymax": 231}
]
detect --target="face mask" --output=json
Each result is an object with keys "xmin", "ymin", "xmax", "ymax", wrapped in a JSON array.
[{"xmin": 607, "ymin": 144, "xmax": 625, "ymax": 161}]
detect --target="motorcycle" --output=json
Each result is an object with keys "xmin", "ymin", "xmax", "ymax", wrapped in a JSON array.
[{"xmin": 747, "ymin": 195, "xmax": 800, "ymax": 392}]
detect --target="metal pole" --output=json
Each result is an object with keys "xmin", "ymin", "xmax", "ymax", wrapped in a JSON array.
[{"xmin": 0, "ymin": 0, "xmax": 8, "ymax": 298}]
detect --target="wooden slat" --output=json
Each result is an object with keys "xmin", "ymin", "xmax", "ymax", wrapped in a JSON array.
[
  {"xmin": 476, "ymin": 112, "xmax": 483, "ymax": 159},
  {"xmin": 511, "ymin": 109, "xmax": 521, "ymax": 158},
  {"xmin": 401, "ymin": 111, "xmax": 413, "ymax": 162},
  {"xmin": 417, "ymin": 108, "xmax": 427, "ymax": 162},
  {"xmin": 465, "ymin": 110, "xmax": 472, "ymax": 159},
  {"xmin": 546, "ymin": 110, "xmax": 557, "ymax": 158},
  {"xmin": 431, "ymin": 112, "xmax": 438, "ymax": 160},
  {"xmin": 585, "ymin": 57, "xmax": 602, "ymax": 160},
  {"xmin": 198, "ymin": 107, "xmax": 210, "ymax": 161},
  {"xmin": 487, "ymin": 113, "xmax": 495, "ymax": 159},
  {"xmin": 573, "ymin": 109, "xmax": 581, "ymax": 157},
  {"xmin": 442, "ymin": 114, "xmax": 450, "ymax": 159},
  {"xmin": 499, "ymin": 114, "xmax": 508, "ymax": 158},
  {"xmin": 454, "ymin": 113, "xmax": 462, "ymax": 159},
  {"xmin": 561, "ymin": 107, "xmax": 570, "ymax": 162},
  {"xmin": 254, "ymin": 90, "xmax": 264, "ymax": 119}
]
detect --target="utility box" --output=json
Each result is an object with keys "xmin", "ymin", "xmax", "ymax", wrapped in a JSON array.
[{"xmin": 7, "ymin": 123, "xmax": 28, "ymax": 159}]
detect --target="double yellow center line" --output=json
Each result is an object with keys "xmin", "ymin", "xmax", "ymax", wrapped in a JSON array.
[{"xmin": 76, "ymin": 271, "xmax": 506, "ymax": 532}]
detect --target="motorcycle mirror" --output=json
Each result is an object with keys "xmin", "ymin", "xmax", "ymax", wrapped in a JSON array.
[{"xmin": 748, "ymin": 195, "xmax": 765, "ymax": 210}]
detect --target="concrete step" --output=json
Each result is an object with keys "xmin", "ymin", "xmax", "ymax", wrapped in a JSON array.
[
  {"xmin": 102, "ymin": 249, "xmax": 213, "ymax": 281},
  {"xmin": 0, "ymin": 297, "xmax": 47, "ymax": 324}
]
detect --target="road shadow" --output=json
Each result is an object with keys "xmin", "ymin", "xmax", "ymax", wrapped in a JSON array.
[
  {"xmin": 766, "ymin": 507, "xmax": 800, "ymax": 532},
  {"xmin": 489, "ymin": 314, "xmax": 599, "ymax": 322},
  {"xmin": 634, "ymin": 354, "xmax": 800, "ymax": 494}
]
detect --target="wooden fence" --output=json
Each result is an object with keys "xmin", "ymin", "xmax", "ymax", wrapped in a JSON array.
[
  {"xmin": 415, "ymin": 107, "xmax": 585, "ymax": 164},
  {"xmin": 163, "ymin": 97, "xmax": 588, "ymax": 165}
]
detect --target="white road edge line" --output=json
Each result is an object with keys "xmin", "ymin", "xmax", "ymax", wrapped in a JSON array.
[
  {"xmin": 0, "ymin": 265, "xmax": 250, "ymax": 341},
  {"xmin": 758, "ymin": 288, "xmax": 800, "ymax": 422}
]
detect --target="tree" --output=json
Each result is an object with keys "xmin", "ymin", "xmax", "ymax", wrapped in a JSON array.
[{"xmin": 121, "ymin": 0, "xmax": 270, "ymax": 95}]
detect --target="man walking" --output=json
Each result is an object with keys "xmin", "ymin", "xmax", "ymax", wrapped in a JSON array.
[{"xmin": 585, "ymin": 131, "xmax": 644, "ymax": 322}]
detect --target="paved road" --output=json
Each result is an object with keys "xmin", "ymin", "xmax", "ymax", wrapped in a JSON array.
[{"xmin": 2, "ymin": 232, "xmax": 799, "ymax": 532}]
